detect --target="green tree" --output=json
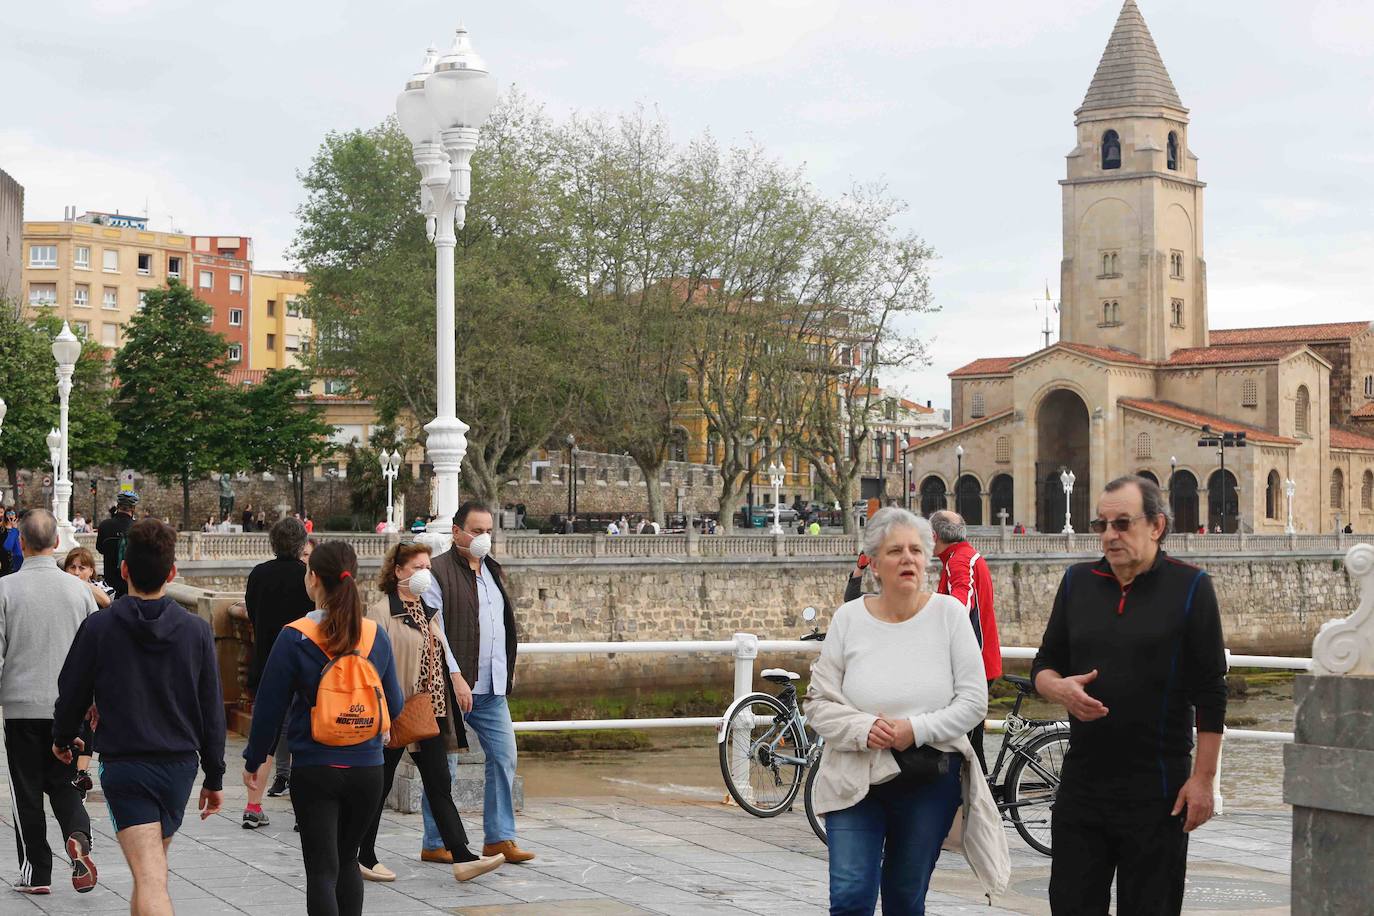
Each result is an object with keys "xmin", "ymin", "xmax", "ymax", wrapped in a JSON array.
[
  {"xmin": 238, "ymin": 368, "xmax": 338, "ymax": 515},
  {"xmin": 113, "ymin": 281, "xmax": 239, "ymax": 529},
  {"xmin": 0, "ymin": 303, "xmax": 56, "ymax": 504}
]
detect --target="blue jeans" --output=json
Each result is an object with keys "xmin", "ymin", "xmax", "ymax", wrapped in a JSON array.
[
  {"xmin": 420, "ymin": 753, "xmax": 459, "ymax": 850},
  {"xmin": 439, "ymin": 693, "xmax": 517, "ymax": 846},
  {"xmin": 826, "ymin": 759, "xmax": 963, "ymax": 915}
]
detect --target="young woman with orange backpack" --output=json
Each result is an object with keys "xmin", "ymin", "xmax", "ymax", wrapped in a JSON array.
[{"xmin": 243, "ymin": 541, "xmax": 404, "ymax": 916}]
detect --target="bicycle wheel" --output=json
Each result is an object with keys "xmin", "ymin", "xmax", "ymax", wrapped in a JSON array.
[
  {"xmin": 803, "ymin": 755, "xmax": 826, "ymax": 845},
  {"xmin": 1004, "ymin": 729, "xmax": 1069, "ymax": 857},
  {"xmin": 719, "ymin": 693, "xmax": 806, "ymax": 817}
]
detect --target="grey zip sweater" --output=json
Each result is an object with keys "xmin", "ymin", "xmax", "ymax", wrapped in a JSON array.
[{"xmin": 0, "ymin": 555, "xmax": 97, "ymax": 719}]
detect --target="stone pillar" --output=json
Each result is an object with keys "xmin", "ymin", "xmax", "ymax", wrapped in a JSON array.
[
  {"xmin": 1285, "ymin": 543, "xmax": 1374, "ymax": 913},
  {"xmin": 980, "ymin": 490, "xmax": 991, "ymax": 527}
]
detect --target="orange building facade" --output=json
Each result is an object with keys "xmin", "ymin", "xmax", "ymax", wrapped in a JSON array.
[{"xmin": 189, "ymin": 235, "xmax": 252, "ymax": 364}]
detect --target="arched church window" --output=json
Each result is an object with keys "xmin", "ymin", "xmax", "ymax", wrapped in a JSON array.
[
  {"xmin": 1266, "ymin": 470, "xmax": 1280, "ymax": 519},
  {"xmin": 1365, "ymin": 375, "xmax": 1373, "ymax": 399},
  {"xmin": 1103, "ymin": 253, "xmax": 1111, "ymax": 275},
  {"xmin": 970, "ymin": 392, "xmax": 986, "ymax": 418},
  {"xmin": 1331, "ymin": 468, "xmax": 1344, "ymax": 509},
  {"xmin": 1111, "ymin": 252, "xmax": 1118, "ymax": 274},
  {"xmin": 1363, "ymin": 470, "xmax": 1373, "ymax": 510},
  {"xmin": 1167, "ymin": 131, "xmax": 1179, "ymax": 171},
  {"xmin": 1296, "ymin": 386, "xmax": 1311, "ymax": 436},
  {"xmin": 1103, "ymin": 301, "xmax": 1111, "ymax": 325},
  {"xmin": 1135, "ymin": 432, "xmax": 1152, "ymax": 459},
  {"xmin": 1241, "ymin": 379, "xmax": 1258, "ymax": 408},
  {"xmin": 995, "ymin": 436, "xmax": 1010, "ymax": 463},
  {"xmin": 1101, "ymin": 130, "xmax": 1121, "ymax": 169},
  {"xmin": 1171, "ymin": 299, "xmax": 1184, "ymax": 328},
  {"xmin": 1111, "ymin": 301, "xmax": 1120, "ymax": 324}
]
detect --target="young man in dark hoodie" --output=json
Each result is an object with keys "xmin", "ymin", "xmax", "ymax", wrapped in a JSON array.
[{"xmin": 52, "ymin": 519, "xmax": 225, "ymax": 916}]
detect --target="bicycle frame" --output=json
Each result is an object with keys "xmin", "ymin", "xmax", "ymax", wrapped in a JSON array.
[{"xmin": 716, "ymin": 682, "xmax": 820, "ymax": 771}]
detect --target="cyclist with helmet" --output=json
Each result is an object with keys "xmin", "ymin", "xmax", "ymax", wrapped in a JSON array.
[{"xmin": 96, "ymin": 493, "xmax": 138, "ymax": 597}]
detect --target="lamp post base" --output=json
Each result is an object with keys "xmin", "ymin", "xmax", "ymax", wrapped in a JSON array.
[{"xmin": 55, "ymin": 520, "xmax": 79, "ymax": 557}]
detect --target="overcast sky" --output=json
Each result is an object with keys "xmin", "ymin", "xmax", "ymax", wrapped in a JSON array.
[{"xmin": 5, "ymin": 0, "xmax": 1372, "ymax": 406}]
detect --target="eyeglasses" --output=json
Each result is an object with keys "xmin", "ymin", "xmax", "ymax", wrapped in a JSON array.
[{"xmin": 1088, "ymin": 515, "xmax": 1146, "ymax": 533}]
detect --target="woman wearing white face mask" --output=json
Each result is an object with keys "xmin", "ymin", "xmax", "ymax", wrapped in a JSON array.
[{"xmin": 356, "ymin": 543, "xmax": 503, "ymax": 883}]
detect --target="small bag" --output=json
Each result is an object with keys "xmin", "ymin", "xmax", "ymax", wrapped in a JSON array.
[
  {"xmin": 890, "ymin": 744, "xmax": 956, "ymax": 786},
  {"xmin": 387, "ymin": 691, "xmax": 440, "ymax": 749}
]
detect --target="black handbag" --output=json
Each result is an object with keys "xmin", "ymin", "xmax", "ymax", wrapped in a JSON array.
[{"xmin": 889, "ymin": 744, "xmax": 955, "ymax": 786}]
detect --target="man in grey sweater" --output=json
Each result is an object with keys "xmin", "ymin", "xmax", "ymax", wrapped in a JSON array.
[{"xmin": 0, "ymin": 509, "xmax": 98, "ymax": 895}]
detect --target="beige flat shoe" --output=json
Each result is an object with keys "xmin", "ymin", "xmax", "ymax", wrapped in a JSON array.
[
  {"xmin": 453, "ymin": 853, "xmax": 504, "ymax": 882},
  {"xmin": 359, "ymin": 862, "xmax": 396, "ymax": 882}
]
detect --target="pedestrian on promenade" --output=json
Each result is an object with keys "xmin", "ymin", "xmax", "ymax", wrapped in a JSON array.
[
  {"xmin": 0, "ymin": 509, "xmax": 99, "ymax": 895},
  {"xmin": 52, "ymin": 518, "xmax": 226, "ymax": 911},
  {"xmin": 304, "ymin": 513, "xmax": 315, "ymax": 534},
  {"xmin": 357, "ymin": 542, "xmax": 503, "ymax": 883},
  {"xmin": 1032, "ymin": 475, "xmax": 1227, "ymax": 915},
  {"xmin": 929, "ymin": 510, "xmax": 1002, "ymax": 773},
  {"xmin": 2, "ymin": 508, "xmax": 22, "ymax": 575},
  {"xmin": 425, "ymin": 502, "xmax": 536, "ymax": 864},
  {"xmin": 95, "ymin": 493, "xmax": 137, "ymax": 597},
  {"xmin": 243, "ymin": 540, "xmax": 403, "ymax": 916},
  {"xmin": 61, "ymin": 547, "xmax": 114, "ymax": 609},
  {"xmin": 240, "ymin": 517, "xmax": 314, "ymax": 826},
  {"xmin": 806, "ymin": 508, "xmax": 1008, "ymax": 912}
]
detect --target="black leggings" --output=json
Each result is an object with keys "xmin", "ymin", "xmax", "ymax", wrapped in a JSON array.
[
  {"xmin": 291, "ymin": 765, "xmax": 384, "ymax": 916},
  {"xmin": 358, "ymin": 733, "xmax": 474, "ymax": 867}
]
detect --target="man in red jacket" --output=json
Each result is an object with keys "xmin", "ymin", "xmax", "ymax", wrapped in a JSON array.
[{"xmin": 930, "ymin": 510, "xmax": 1001, "ymax": 772}]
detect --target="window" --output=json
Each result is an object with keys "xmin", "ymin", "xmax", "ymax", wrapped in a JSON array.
[
  {"xmin": 1102, "ymin": 300, "xmax": 1120, "ymax": 325},
  {"xmin": 1135, "ymin": 432, "xmax": 1152, "ymax": 459},
  {"xmin": 1242, "ymin": 379, "xmax": 1258, "ymax": 408},
  {"xmin": 229, "ymin": 308, "xmax": 243, "ymax": 326},
  {"xmin": 74, "ymin": 246, "xmax": 90, "ymax": 270},
  {"xmin": 324, "ymin": 378, "xmax": 351, "ymax": 395},
  {"xmin": 28, "ymin": 283, "xmax": 56, "ymax": 306},
  {"xmin": 1167, "ymin": 131, "xmax": 1179, "ymax": 171},
  {"xmin": 102, "ymin": 287, "xmax": 118, "ymax": 310},
  {"xmin": 198, "ymin": 270, "xmax": 213, "ymax": 289},
  {"xmin": 1100, "ymin": 250, "xmax": 1119, "ymax": 277},
  {"xmin": 227, "ymin": 344, "xmax": 242, "ymax": 362},
  {"xmin": 1266, "ymin": 470, "xmax": 1280, "ymax": 519},
  {"xmin": 73, "ymin": 321, "xmax": 88, "ymax": 337},
  {"xmin": 970, "ymin": 392, "xmax": 986, "ymax": 418},
  {"xmin": 202, "ymin": 307, "xmax": 213, "ymax": 324},
  {"xmin": 1331, "ymin": 468, "xmax": 1344, "ymax": 509},
  {"xmin": 74, "ymin": 285, "xmax": 89, "ymax": 308},
  {"xmin": 101, "ymin": 323, "xmax": 117, "ymax": 347},
  {"xmin": 102, "ymin": 249, "xmax": 118, "ymax": 272},
  {"xmin": 29, "ymin": 245, "xmax": 57, "ymax": 268},
  {"xmin": 533, "ymin": 464, "xmax": 548, "ymax": 484},
  {"xmin": 286, "ymin": 298, "xmax": 301, "ymax": 317},
  {"xmin": 137, "ymin": 252, "xmax": 152, "ymax": 275},
  {"xmin": 1364, "ymin": 471, "xmax": 1373, "ymax": 511},
  {"xmin": 1365, "ymin": 375, "xmax": 1373, "ymax": 399},
  {"xmin": 229, "ymin": 274, "xmax": 243, "ymax": 294},
  {"xmin": 285, "ymin": 334, "xmax": 300, "ymax": 352},
  {"xmin": 995, "ymin": 436, "xmax": 1010, "ymax": 463},
  {"xmin": 1101, "ymin": 129, "xmax": 1121, "ymax": 169},
  {"xmin": 137, "ymin": 290, "xmax": 149, "ymax": 310},
  {"xmin": 792, "ymin": 449, "xmax": 800, "ymax": 474},
  {"xmin": 1296, "ymin": 385, "xmax": 1311, "ymax": 436},
  {"xmin": 1170, "ymin": 251, "xmax": 1184, "ymax": 279},
  {"xmin": 266, "ymin": 299, "xmax": 276, "ymax": 318},
  {"xmin": 1171, "ymin": 299, "xmax": 1184, "ymax": 327},
  {"xmin": 167, "ymin": 256, "xmax": 182, "ymax": 279},
  {"xmin": 266, "ymin": 333, "xmax": 276, "ymax": 351}
]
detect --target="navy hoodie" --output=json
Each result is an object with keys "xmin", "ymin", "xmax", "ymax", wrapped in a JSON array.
[{"xmin": 53, "ymin": 595, "xmax": 226, "ymax": 791}]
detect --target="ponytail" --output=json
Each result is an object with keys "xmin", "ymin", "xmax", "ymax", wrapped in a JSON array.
[{"xmin": 308, "ymin": 540, "xmax": 364, "ymax": 657}]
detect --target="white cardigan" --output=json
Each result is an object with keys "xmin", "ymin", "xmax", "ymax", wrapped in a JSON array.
[{"xmin": 804, "ymin": 595, "xmax": 1010, "ymax": 902}]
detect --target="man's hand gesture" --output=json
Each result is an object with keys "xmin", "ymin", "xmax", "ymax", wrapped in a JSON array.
[
  {"xmin": 1171, "ymin": 774, "xmax": 1215, "ymax": 832},
  {"xmin": 1050, "ymin": 669, "xmax": 1109, "ymax": 721}
]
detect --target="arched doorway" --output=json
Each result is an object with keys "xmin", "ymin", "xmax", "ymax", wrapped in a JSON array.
[
  {"xmin": 1266, "ymin": 470, "xmax": 1280, "ymax": 520},
  {"xmin": 1171, "ymin": 470, "xmax": 1199, "ymax": 534},
  {"xmin": 1036, "ymin": 389, "xmax": 1091, "ymax": 532},
  {"xmin": 955, "ymin": 475, "xmax": 982, "ymax": 525},
  {"xmin": 1136, "ymin": 470, "xmax": 1159, "ymax": 485},
  {"xmin": 919, "ymin": 476, "xmax": 947, "ymax": 517},
  {"xmin": 1208, "ymin": 469, "xmax": 1239, "ymax": 533},
  {"xmin": 990, "ymin": 474, "xmax": 1014, "ymax": 526}
]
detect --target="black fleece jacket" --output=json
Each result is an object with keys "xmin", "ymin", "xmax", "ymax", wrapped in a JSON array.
[
  {"xmin": 1031, "ymin": 551, "xmax": 1227, "ymax": 801},
  {"xmin": 53, "ymin": 595, "xmax": 226, "ymax": 791}
]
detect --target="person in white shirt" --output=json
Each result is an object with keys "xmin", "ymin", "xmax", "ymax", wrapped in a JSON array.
[{"xmin": 806, "ymin": 507, "xmax": 1008, "ymax": 912}]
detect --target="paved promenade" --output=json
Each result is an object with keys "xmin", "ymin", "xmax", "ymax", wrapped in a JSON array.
[{"xmin": 0, "ymin": 742, "xmax": 1292, "ymax": 914}]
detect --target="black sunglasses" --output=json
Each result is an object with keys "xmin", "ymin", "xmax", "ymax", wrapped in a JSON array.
[{"xmin": 1088, "ymin": 514, "xmax": 1145, "ymax": 533}]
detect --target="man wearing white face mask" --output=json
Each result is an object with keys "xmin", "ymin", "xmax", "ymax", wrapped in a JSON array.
[{"xmin": 423, "ymin": 502, "xmax": 535, "ymax": 864}]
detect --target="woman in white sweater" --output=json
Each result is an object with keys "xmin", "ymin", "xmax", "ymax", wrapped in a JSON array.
[{"xmin": 805, "ymin": 508, "xmax": 1007, "ymax": 914}]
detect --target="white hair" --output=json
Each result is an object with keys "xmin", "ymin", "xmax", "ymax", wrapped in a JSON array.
[{"xmin": 861, "ymin": 507, "xmax": 935, "ymax": 563}]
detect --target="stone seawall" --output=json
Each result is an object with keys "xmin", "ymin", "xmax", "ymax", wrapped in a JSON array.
[{"xmin": 181, "ymin": 551, "xmax": 1341, "ymax": 695}]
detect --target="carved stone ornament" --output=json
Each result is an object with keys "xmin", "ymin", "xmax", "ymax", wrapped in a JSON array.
[{"xmin": 1312, "ymin": 543, "xmax": 1374, "ymax": 675}]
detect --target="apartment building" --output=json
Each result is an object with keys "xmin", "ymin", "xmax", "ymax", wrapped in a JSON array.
[
  {"xmin": 0, "ymin": 168, "xmax": 22, "ymax": 304},
  {"xmin": 21, "ymin": 211, "xmax": 192, "ymax": 347},
  {"xmin": 190, "ymin": 235, "xmax": 252, "ymax": 364},
  {"xmin": 250, "ymin": 269, "xmax": 312, "ymax": 370}
]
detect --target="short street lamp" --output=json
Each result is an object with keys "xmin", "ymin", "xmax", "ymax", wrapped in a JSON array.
[
  {"xmin": 955, "ymin": 445, "xmax": 964, "ymax": 516},
  {"xmin": 1285, "ymin": 478, "xmax": 1297, "ymax": 535},
  {"xmin": 395, "ymin": 26, "xmax": 497, "ymax": 545},
  {"xmin": 380, "ymin": 449, "xmax": 401, "ymax": 533},
  {"xmin": 1060, "ymin": 467, "xmax": 1076, "ymax": 534},
  {"xmin": 1197, "ymin": 424, "xmax": 1247, "ymax": 534},
  {"xmin": 767, "ymin": 461, "xmax": 785, "ymax": 535},
  {"xmin": 52, "ymin": 323, "xmax": 81, "ymax": 554}
]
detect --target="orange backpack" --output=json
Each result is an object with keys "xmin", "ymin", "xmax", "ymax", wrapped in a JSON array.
[{"xmin": 286, "ymin": 617, "xmax": 391, "ymax": 746}]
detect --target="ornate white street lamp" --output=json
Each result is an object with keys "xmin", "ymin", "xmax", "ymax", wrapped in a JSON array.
[
  {"xmin": 767, "ymin": 461, "xmax": 786, "ymax": 534},
  {"xmin": 1285, "ymin": 478, "xmax": 1297, "ymax": 535},
  {"xmin": 46, "ymin": 428, "xmax": 61, "ymax": 517},
  {"xmin": 1060, "ymin": 467, "xmax": 1076, "ymax": 534},
  {"xmin": 380, "ymin": 449, "xmax": 401, "ymax": 533},
  {"xmin": 51, "ymin": 323, "xmax": 81, "ymax": 554},
  {"xmin": 0, "ymin": 397, "xmax": 7, "ymax": 439},
  {"xmin": 395, "ymin": 26, "xmax": 497, "ymax": 547}
]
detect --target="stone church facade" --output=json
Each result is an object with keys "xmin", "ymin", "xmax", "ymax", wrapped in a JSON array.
[{"xmin": 908, "ymin": 0, "xmax": 1374, "ymax": 535}]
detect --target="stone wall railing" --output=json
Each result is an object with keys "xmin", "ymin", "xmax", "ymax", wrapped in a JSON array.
[{"xmin": 74, "ymin": 531, "xmax": 400, "ymax": 561}]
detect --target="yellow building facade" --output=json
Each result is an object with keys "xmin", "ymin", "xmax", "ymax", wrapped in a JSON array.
[{"xmin": 249, "ymin": 270, "xmax": 311, "ymax": 370}]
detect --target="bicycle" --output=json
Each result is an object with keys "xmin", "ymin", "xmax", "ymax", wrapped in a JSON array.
[{"xmin": 985, "ymin": 673, "xmax": 1070, "ymax": 856}]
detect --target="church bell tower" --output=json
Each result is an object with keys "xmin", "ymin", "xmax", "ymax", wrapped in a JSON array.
[{"xmin": 1059, "ymin": 0, "xmax": 1207, "ymax": 361}]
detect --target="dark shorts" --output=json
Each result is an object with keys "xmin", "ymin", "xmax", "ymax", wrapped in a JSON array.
[{"xmin": 100, "ymin": 758, "xmax": 199, "ymax": 838}]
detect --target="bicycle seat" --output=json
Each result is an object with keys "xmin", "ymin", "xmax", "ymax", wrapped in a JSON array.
[
  {"xmin": 761, "ymin": 668, "xmax": 801, "ymax": 684},
  {"xmin": 1003, "ymin": 674, "xmax": 1035, "ymax": 694}
]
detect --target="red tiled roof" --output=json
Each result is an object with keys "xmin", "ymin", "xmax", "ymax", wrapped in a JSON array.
[
  {"xmin": 1350, "ymin": 402, "xmax": 1374, "ymax": 419},
  {"xmin": 905, "ymin": 409, "xmax": 1014, "ymax": 450},
  {"xmin": 1331, "ymin": 429, "xmax": 1374, "ymax": 450},
  {"xmin": 1164, "ymin": 344, "xmax": 1302, "ymax": 366},
  {"xmin": 949, "ymin": 357, "xmax": 1021, "ymax": 377},
  {"xmin": 1057, "ymin": 342, "xmax": 1151, "ymax": 364},
  {"xmin": 1210, "ymin": 321, "xmax": 1372, "ymax": 345},
  {"xmin": 898, "ymin": 398, "xmax": 936, "ymax": 414},
  {"xmin": 225, "ymin": 368, "xmax": 266, "ymax": 386},
  {"xmin": 1118, "ymin": 398, "xmax": 1298, "ymax": 445}
]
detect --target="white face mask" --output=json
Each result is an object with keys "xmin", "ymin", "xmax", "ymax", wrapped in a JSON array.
[
  {"xmin": 402, "ymin": 567, "xmax": 433, "ymax": 596},
  {"xmin": 466, "ymin": 532, "xmax": 492, "ymax": 560}
]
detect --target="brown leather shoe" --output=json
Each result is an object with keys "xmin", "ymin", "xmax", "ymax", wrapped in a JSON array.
[
  {"xmin": 420, "ymin": 848, "xmax": 453, "ymax": 864},
  {"xmin": 482, "ymin": 840, "xmax": 535, "ymax": 863}
]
